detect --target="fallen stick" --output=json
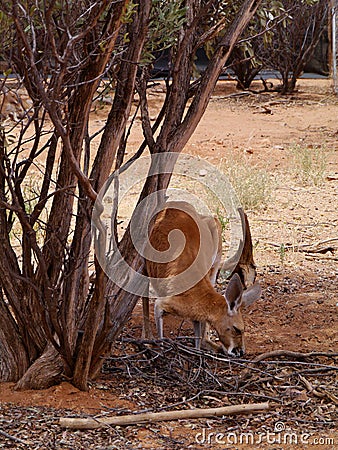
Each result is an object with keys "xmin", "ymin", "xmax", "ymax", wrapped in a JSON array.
[
  {"xmin": 0, "ymin": 429, "xmax": 33, "ymax": 446},
  {"xmin": 59, "ymin": 402, "xmax": 269, "ymax": 429},
  {"xmin": 305, "ymin": 254, "xmax": 338, "ymax": 261},
  {"xmin": 239, "ymin": 350, "xmax": 338, "ymax": 383},
  {"xmin": 299, "ymin": 375, "xmax": 338, "ymax": 405},
  {"xmin": 244, "ymin": 349, "xmax": 338, "ymax": 363},
  {"xmin": 266, "ymin": 237, "xmax": 338, "ymax": 253}
]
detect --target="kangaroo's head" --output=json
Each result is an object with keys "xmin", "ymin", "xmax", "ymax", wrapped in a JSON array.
[{"xmin": 214, "ymin": 273, "xmax": 261, "ymax": 357}]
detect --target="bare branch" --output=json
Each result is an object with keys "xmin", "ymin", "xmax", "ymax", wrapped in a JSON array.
[{"xmin": 60, "ymin": 402, "xmax": 270, "ymax": 429}]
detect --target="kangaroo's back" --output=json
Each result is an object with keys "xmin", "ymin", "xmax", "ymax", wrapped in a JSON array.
[{"xmin": 146, "ymin": 202, "xmax": 221, "ymax": 289}]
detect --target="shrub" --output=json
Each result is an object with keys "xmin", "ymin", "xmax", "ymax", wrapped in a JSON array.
[{"xmin": 221, "ymin": 154, "xmax": 273, "ymax": 210}]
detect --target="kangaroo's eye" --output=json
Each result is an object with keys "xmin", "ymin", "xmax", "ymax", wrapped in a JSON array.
[{"xmin": 233, "ymin": 326, "xmax": 242, "ymax": 335}]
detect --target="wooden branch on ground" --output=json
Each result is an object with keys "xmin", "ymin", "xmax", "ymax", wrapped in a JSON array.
[
  {"xmin": 246, "ymin": 349, "xmax": 338, "ymax": 363},
  {"xmin": 253, "ymin": 105, "xmax": 273, "ymax": 114},
  {"xmin": 239, "ymin": 350, "xmax": 338, "ymax": 383},
  {"xmin": 299, "ymin": 374, "xmax": 338, "ymax": 405},
  {"xmin": 266, "ymin": 237, "xmax": 338, "ymax": 254},
  {"xmin": 0, "ymin": 429, "xmax": 33, "ymax": 446},
  {"xmin": 305, "ymin": 254, "xmax": 338, "ymax": 262},
  {"xmin": 59, "ymin": 402, "xmax": 269, "ymax": 429},
  {"xmin": 217, "ymin": 91, "xmax": 252, "ymax": 99}
]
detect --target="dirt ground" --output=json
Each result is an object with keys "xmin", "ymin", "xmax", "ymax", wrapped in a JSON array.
[{"xmin": 0, "ymin": 78, "xmax": 337, "ymax": 449}]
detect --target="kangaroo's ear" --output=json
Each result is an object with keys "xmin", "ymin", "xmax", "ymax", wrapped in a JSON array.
[
  {"xmin": 225, "ymin": 273, "xmax": 243, "ymax": 315},
  {"xmin": 242, "ymin": 282, "xmax": 262, "ymax": 307}
]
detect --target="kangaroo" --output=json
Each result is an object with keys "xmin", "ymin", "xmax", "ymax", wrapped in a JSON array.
[{"xmin": 142, "ymin": 201, "xmax": 261, "ymax": 356}]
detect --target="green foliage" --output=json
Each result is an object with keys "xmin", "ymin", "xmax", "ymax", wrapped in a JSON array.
[
  {"xmin": 141, "ymin": 0, "xmax": 187, "ymax": 64},
  {"xmin": 278, "ymin": 242, "xmax": 286, "ymax": 265},
  {"xmin": 216, "ymin": 207, "xmax": 230, "ymax": 233},
  {"xmin": 257, "ymin": 1, "xmax": 287, "ymax": 46},
  {"xmin": 121, "ymin": 1, "xmax": 138, "ymax": 24}
]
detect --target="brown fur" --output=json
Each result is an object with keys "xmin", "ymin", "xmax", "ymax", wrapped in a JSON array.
[
  {"xmin": 142, "ymin": 201, "xmax": 261, "ymax": 355},
  {"xmin": 0, "ymin": 89, "xmax": 31, "ymax": 121}
]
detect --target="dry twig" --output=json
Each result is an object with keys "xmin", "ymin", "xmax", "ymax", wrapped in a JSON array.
[
  {"xmin": 0, "ymin": 429, "xmax": 33, "ymax": 446},
  {"xmin": 59, "ymin": 402, "xmax": 269, "ymax": 429},
  {"xmin": 299, "ymin": 374, "xmax": 338, "ymax": 405}
]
